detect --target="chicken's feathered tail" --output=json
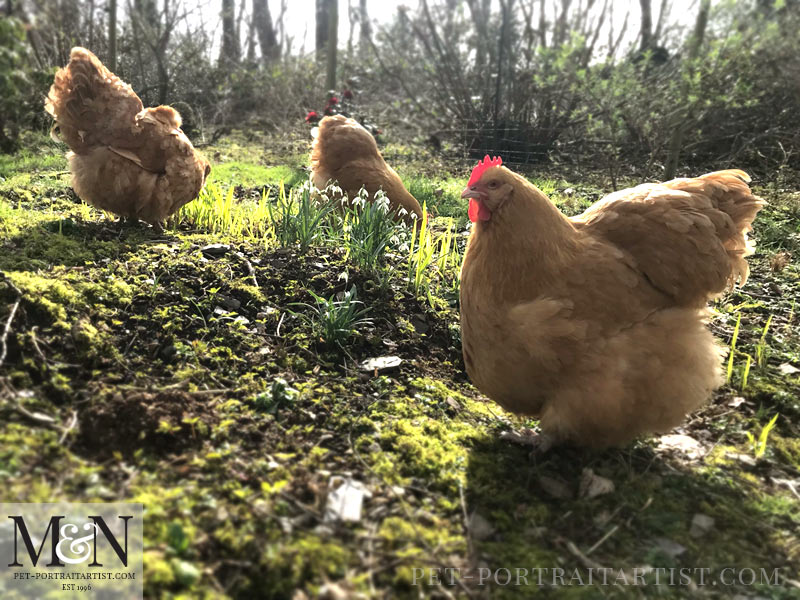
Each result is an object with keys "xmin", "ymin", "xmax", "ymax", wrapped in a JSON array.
[
  {"xmin": 577, "ymin": 169, "xmax": 765, "ymax": 305},
  {"xmin": 663, "ymin": 169, "xmax": 765, "ymax": 287},
  {"xmin": 45, "ymin": 47, "xmax": 143, "ymax": 154}
]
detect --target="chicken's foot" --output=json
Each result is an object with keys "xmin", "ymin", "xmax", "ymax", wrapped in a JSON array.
[{"xmin": 500, "ymin": 427, "xmax": 555, "ymax": 454}]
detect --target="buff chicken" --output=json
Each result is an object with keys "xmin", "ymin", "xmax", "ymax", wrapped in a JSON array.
[
  {"xmin": 45, "ymin": 47, "xmax": 210, "ymax": 229},
  {"xmin": 310, "ymin": 115, "xmax": 423, "ymax": 224},
  {"xmin": 460, "ymin": 156, "xmax": 764, "ymax": 449}
]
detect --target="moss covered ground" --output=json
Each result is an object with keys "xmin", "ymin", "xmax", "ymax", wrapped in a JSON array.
[{"xmin": 0, "ymin": 132, "xmax": 799, "ymax": 599}]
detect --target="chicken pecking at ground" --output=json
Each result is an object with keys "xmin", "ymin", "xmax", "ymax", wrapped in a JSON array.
[
  {"xmin": 310, "ymin": 115, "xmax": 423, "ymax": 224},
  {"xmin": 45, "ymin": 47, "xmax": 210, "ymax": 230},
  {"xmin": 459, "ymin": 156, "xmax": 764, "ymax": 450}
]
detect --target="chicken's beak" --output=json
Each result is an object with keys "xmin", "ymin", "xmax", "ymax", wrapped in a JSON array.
[
  {"xmin": 462, "ymin": 185, "xmax": 492, "ymax": 222},
  {"xmin": 461, "ymin": 186, "xmax": 484, "ymax": 200}
]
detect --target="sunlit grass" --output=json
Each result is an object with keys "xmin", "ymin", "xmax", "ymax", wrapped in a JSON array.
[
  {"xmin": 179, "ymin": 182, "xmax": 273, "ymax": 238},
  {"xmin": 341, "ymin": 190, "xmax": 404, "ymax": 285},
  {"xmin": 406, "ymin": 206, "xmax": 462, "ymax": 305},
  {"xmin": 746, "ymin": 413, "xmax": 780, "ymax": 459},
  {"xmin": 266, "ymin": 182, "xmax": 338, "ymax": 251},
  {"xmin": 180, "ymin": 180, "xmax": 466, "ymax": 305},
  {"xmin": 208, "ymin": 161, "xmax": 305, "ymax": 189}
]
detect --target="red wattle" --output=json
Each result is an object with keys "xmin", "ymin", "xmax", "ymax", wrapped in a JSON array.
[{"xmin": 469, "ymin": 198, "xmax": 491, "ymax": 222}]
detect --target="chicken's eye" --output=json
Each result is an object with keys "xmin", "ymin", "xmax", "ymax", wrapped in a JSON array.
[{"xmin": 488, "ymin": 181, "xmax": 498, "ymax": 189}]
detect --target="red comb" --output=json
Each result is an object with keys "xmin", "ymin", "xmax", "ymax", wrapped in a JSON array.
[{"xmin": 468, "ymin": 155, "xmax": 503, "ymax": 186}]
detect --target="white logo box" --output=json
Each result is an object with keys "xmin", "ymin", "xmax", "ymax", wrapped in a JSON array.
[{"xmin": 1, "ymin": 503, "xmax": 143, "ymax": 599}]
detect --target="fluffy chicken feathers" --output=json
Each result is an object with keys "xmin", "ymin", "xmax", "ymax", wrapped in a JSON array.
[
  {"xmin": 575, "ymin": 170, "xmax": 762, "ymax": 305},
  {"xmin": 310, "ymin": 115, "xmax": 423, "ymax": 224},
  {"xmin": 460, "ymin": 165, "xmax": 764, "ymax": 448},
  {"xmin": 45, "ymin": 47, "xmax": 210, "ymax": 227}
]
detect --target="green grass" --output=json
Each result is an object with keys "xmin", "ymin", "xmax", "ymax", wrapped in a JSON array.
[
  {"xmin": 341, "ymin": 189, "xmax": 402, "ymax": 283},
  {"xmin": 209, "ymin": 161, "xmax": 306, "ymax": 188},
  {"xmin": 402, "ymin": 175, "xmax": 466, "ymax": 222},
  {"xmin": 293, "ymin": 285, "xmax": 373, "ymax": 349},
  {"xmin": 1, "ymin": 132, "xmax": 799, "ymax": 599}
]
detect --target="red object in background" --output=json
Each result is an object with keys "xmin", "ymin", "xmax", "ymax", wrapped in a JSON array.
[
  {"xmin": 323, "ymin": 96, "xmax": 339, "ymax": 116},
  {"xmin": 305, "ymin": 111, "xmax": 320, "ymax": 123},
  {"xmin": 342, "ymin": 89, "xmax": 353, "ymax": 100}
]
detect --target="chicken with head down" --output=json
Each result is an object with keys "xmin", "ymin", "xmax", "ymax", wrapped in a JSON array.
[{"xmin": 45, "ymin": 47, "xmax": 210, "ymax": 229}]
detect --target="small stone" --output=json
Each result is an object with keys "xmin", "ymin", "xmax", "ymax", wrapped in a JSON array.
[
  {"xmin": 730, "ymin": 452, "xmax": 757, "ymax": 467},
  {"xmin": 410, "ymin": 315, "xmax": 429, "ymax": 334},
  {"xmin": 778, "ymin": 363, "xmax": 799, "ymax": 375},
  {"xmin": 468, "ymin": 512, "xmax": 495, "ymax": 541},
  {"xmin": 200, "ymin": 243, "xmax": 230, "ymax": 258},
  {"xmin": 579, "ymin": 468, "xmax": 615, "ymax": 499},
  {"xmin": 563, "ymin": 187, "xmax": 575, "ymax": 196},
  {"xmin": 538, "ymin": 475, "xmax": 573, "ymax": 499},
  {"xmin": 257, "ymin": 306, "xmax": 278, "ymax": 319},
  {"xmin": 325, "ymin": 476, "xmax": 371, "ymax": 522},
  {"xmin": 653, "ymin": 537, "xmax": 687, "ymax": 558},
  {"xmin": 217, "ymin": 294, "xmax": 241, "ymax": 311},
  {"xmin": 445, "ymin": 397, "xmax": 461, "ymax": 412},
  {"xmin": 359, "ymin": 356, "xmax": 403, "ymax": 373},
  {"xmin": 690, "ymin": 513, "xmax": 715, "ymax": 538},
  {"xmin": 658, "ymin": 434, "xmax": 703, "ymax": 459},
  {"xmin": 728, "ymin": 396, "xmax": 747, "ymax": 408}
]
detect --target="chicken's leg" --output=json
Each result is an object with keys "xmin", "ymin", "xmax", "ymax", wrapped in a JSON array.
[{"xmin": 500, "ymin": 427, "xmax": 556, "ymax": 454}]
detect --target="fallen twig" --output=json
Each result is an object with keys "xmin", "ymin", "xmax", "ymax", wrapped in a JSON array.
[
  {"xmin": 58, "ymin": 410, "xmax": 79, "ymax": 445},
  {"xmin": 585, "ymin": 524, "xmax": 619, "ymax": 555},
  {"xmin": 0, "ymin": 274, "xmax": 22, "ymax": 370}
]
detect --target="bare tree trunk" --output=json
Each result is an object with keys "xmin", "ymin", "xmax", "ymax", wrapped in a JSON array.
[
  {"xmin": 236, "ymin": 0, "xmax": 246, "ymax": 53},
  {"xmin": 316, "ymin": 0, "xmax": 329, "ymax": 57},
  {"xmin": 155, "ymin": 0, "xmax": 172, "ymax": 103},
  {"xmin": 325, "ymin": 0, "xmax": 338, "ymax": 90},
  {"xmin": 538, "ymin": 0, "xmax": 546, "ymax": 47},
  {"xmin": 346, "ymin": 0, "xmax": 355, "ymax": 56},
  {"xmin": 130, "ymin": 4, "xmax": 150, "ymax": 103},
  {"xmin": 253, "ymin": 0, "xmax": 279, "ymax": 61},
  {"xmin": 358, "ymin": 0, "xmax": 370, "ymax": 59},
  {"xmin": 494, "ymin": 0, "xmax": 511, "ymax": 127},
  {"xmin": 639, "ymin": 0, "xmax": 653, "ymax": 51},
  {"xmin": 108, "ymin": 0, "xmax": 117, "ymax": 71},
  {"xmin": 220, "ymin": 0, "xmax": 240, "ymax": 65},
  {"xmin": 654, "ymin": 0, "xmax": 671, "ymax": 41},
  {"xmin": 87, "ymin": 0, "xmax": 95, "ymax": 48},
  {"xmin": 553, "ymin": 0, "xmax": 572, "ymax": 46},
  {"xmin": 466, "ymin": 0, "xmax": 490, "ymax": 72},
  {"xmin": 245, "ymin": 9, "xmax": 256, "ymax": 61},
  {"xmin": 664, "ymin": 0, "xmax": 710, "ymax": 179}
]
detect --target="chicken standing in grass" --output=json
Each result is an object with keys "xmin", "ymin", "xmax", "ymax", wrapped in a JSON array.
[
  {"xmin": 45, "ymin": 47, "xmax": 210, "ymax": 230},
  {"xmin": 460, "ymin": 156, "xmax": 764, "ymax": 449},
  {"xmin": 310, "ymin": 115, "xmax": 423, "ymax": 224}
]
